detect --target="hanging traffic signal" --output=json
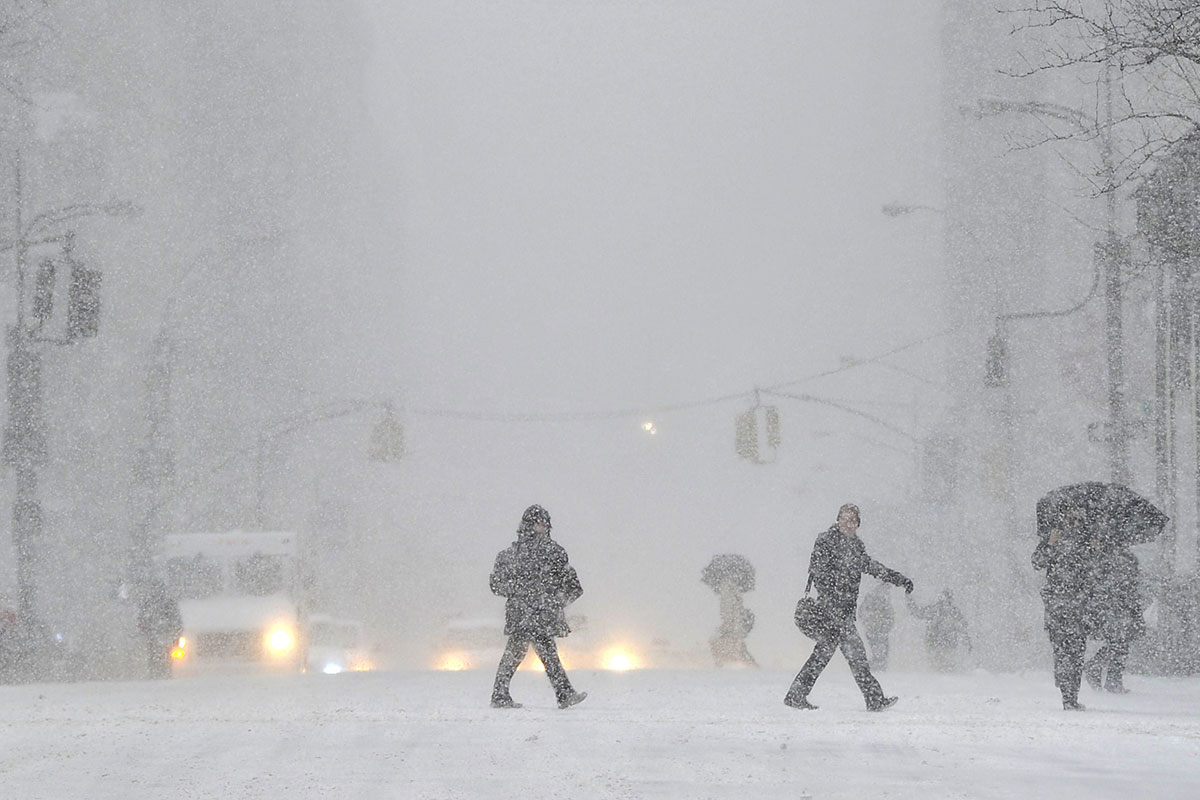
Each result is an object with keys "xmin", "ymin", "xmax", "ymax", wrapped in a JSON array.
[
  {"xmin": 984, "ymin": 333, "xmax": 1008, "ymax": 387},
  {"xmin": 369, "ymin": 408, "xmax": 405, "ymax": 462},
  {"xmin": 67, "ymin": 263, "xmax": 102, "ymax": 340},
  {"xmin": 735, "ymin": 409, "xmax": 757, "ymax": 461},
  {"xmin": 736, "ymin": 405, "xmax": 780, "ymax": 463}
]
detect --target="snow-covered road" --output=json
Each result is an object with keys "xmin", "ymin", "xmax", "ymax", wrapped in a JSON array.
[{"xmin": 2, "ymin": 666, "xmax": 1198, "ymax": 799}]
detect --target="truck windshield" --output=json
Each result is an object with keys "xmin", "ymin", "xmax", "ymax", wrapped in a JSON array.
[
  {"xmin": 164, "ymin": 555, "xmax": 224, "ymax": 600},
  {"xmin": 233, "ymin": 552, "xmax": 287, "ymax": 596}
]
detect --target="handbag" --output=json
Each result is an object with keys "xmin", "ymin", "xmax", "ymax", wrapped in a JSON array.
[{"xmin": 793, "ymin": 574, "xmax": 835, "ymax": 641}]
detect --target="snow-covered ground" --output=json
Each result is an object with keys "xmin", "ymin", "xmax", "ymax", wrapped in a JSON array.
[{"xmin": 2, "ymin": 665, "xmax": 1199, "ymax": 799}]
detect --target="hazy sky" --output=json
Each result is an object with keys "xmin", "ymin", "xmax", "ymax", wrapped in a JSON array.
[
  {"xmin": 364, "ymin": 1, "xmax": 944, "ymax": 412},
  {"xmin": 358, "ymin": 2, "xmax": 948, "ymax": 663}
]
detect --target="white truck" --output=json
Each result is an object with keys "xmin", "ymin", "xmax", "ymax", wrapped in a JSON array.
[{"xmin": 159, "ymin": 531, "xmax": 310, "ymax": 674}]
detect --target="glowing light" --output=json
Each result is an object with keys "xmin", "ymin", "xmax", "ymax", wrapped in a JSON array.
[
  {"xmin": 641, "ymin": 421, "xmax": 657, "ymax": 435},
  {"xmin": 437, "ymin": 653, "xmax": 470, "ymax": 671},
  {"xmin": 602, "ymin": 648, "xmax": 639, "ymax": 671},
  {"xmin": 322, "ymin": 663, "xmax": 344, "ymax": 675},
  {"xmin": 264, "ymin": 625, "xmax": 296, "ymax": 656}
]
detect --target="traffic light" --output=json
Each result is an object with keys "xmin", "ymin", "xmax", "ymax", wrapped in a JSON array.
[
  {"xmin": 736, "ymin": 405, "xmax": 780, "ymax": 463},
  {"xmin": 67, "ymin": 263, "xmax": 102, "ymax": 340},
  {"xmin": 735, "ymin": 409, "xmax": 757, "ymax": 461},
  {"xmin": 984, "ymin": 333, "xmax": 1008, "ymax": 387},
  {"xmin": 33, "ymin": 259, "xmax": 56, "ymax": 324},
  {"xmin": 369, "ymin": 408, "xmax": 405, "ymax": 462}
]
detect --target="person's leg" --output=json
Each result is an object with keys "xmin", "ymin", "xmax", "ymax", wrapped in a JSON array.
[
  {"xmin": 530, "ymin": 634, "xmax": 575, "ymax": 703},
  {"xmin": 841, "ymin": 626, "xmax": 887, "ymax": 708},
  {"xmin": 492, "ymin": 634, "xmax": 529, "ymax": 704},
  {"xmin": 1105, "ymin": 638, "xmax": 1130, "ymax": 692},
  {"xmin": 1051, "ymin": 625, "xmax": 1086, "ymax": 708},
  {"xmin": 785, "ymin": 630, "xmax": 841, "ymax": 705},
  {"xmin": 1084, "ymin": 643, "xmax": 1108, "ymax": 688}
]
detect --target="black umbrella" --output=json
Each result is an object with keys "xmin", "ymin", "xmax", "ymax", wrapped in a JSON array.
[
  {"xmin": 1036, "ymin": 482, "xmax": 1168, "ymax": 546},
  {"xmin": 701, "ymin": 554, "xmax": 755, "ymax": 594}
]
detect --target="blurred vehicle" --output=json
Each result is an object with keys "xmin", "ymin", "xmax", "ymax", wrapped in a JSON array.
[
  {"xmin": 306, "ymin": 615, "xmax": 375, "ymax": 675},
  {"xmin": 432, "ymin": 614, "xmax": 703, "ymax": 672},
  {"xmin": 159, "ymin": 531, "xmax": 310, "ymax": 675}
]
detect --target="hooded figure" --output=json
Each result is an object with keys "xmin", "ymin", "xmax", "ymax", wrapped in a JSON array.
[{"xmin": 489, "ymin": 505, "xmax": 586, "ymax": 709}]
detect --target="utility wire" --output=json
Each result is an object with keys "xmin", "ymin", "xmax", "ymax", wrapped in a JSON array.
[{"xmin": 398, "ymin": 327, "xmax": 955, "ymax": 425}]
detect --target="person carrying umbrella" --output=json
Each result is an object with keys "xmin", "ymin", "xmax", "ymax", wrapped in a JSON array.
[
  {"xmin": 702, "ymin": 554, "xmax": 758, "ymax": 667},
  {"xmin": 1033, "ymin": 483, "xmax": 1167, "ymax": 710}
]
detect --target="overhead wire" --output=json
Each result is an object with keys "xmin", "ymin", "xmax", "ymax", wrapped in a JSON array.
[{"xmin": 398, "ymin": 325, "xmax": 958, "ymax": 425}]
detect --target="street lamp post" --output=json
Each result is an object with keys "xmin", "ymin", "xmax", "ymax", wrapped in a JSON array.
[
  {"xmin": 0, "ymin": 158, "xmax": 139, "ymax": 621},
  {"xmin": 965, "ymin": 95, "xmax": 1130, "ymax": 485}
]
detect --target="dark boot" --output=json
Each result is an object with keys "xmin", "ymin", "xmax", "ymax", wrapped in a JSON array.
[
  {"xmin": 490, "ymin": 695, "xmax": 523, "ymax": 709},
  {"xmin": 557, "ymin": 690, "xmax": 587, "ymax": 709},
  {"xmin": 784, "ymin": 694, "xmax": 818, "ymax": 710},
  {"xmin": 867, "ymin": 696, "xmax": 898, "ymax": 712}
]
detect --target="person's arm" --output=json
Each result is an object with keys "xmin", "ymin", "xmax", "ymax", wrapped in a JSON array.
[
  {"xmin": 1031, "ymin": 531, "xmax": 1061, "ymax": 571},
  {"xmin": 489, "ymin": 549, "xmax": 516, "ymax": 597},
  {"xmin": 808, "ymin": 534, "xmax": 836, "ymax": 595},
  {"xmin": 861, "ymin": 542, "xmax": 913, "ymax": 593}
]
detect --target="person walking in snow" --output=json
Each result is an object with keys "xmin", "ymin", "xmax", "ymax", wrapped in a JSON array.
[
  {"xmin": 906, "ymin": 588, "xmax": 972, "ymax": 672},
  {"xmin": 1032, "ymin": 505, "xmax": 1092, "ymax": 710},
  {"xmin": 489, "ymin": 504, "xmax": 587, "ymax": 710},
  {"xmin": 858, "ymin": 582, "xmax": 895, "ymax": 670},
  {"xmin": 784, "ymin": 503, "xmax": 914, "ymax": 711}
]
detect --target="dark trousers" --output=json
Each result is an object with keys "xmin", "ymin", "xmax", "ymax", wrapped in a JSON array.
[
  {"xmin": 1049, "ymin": 625, "xmax": 1086, "ymax": 703},
  {"xmin": 786, "ymin": 620, "xmax": 884, "ymax": 708},
  {"xmin": 492, "ymin": 632, "xmax": 573, "ymax": 703},
  {"xmin": 1085, "ymin": 640, "xmax": 1130, "ymax": 689}
]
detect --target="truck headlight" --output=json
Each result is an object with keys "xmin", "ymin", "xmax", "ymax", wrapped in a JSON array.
[{"xmin": 264, "ymin": 624, "xmax": 297, "ymax": 656}]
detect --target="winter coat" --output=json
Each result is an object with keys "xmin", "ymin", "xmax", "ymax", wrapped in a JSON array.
[
  {"xmin": 1032, "ymin": 535, "xmax": 1090, "ymax": 633},
  {"xmin": 808, "ymin": 525, "xmax": 909, "ymax": 622},
  {"xmin": 1082, "ymin": 548, "xmax": 1144, "ymax": 643},
  {"xmin": 907, "ymin": 595, "xmax": 971, "ymax": 651},
  {"xmin": 490, "ymin": 529, "xmax": 582, "ymax": 637}
]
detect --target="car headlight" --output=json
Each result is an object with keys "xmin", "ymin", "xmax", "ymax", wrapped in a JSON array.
[
  {"xmin": 264, "ymin": 624, "xmax": 297, "ymax": 657},
  {"xmin": 170, "ymin": 637, "xmax": 187, "ymax": 661},
  {"xmin": 601, "ymin": 647, "xmax": 640, "ymax": 671},
  {"xmin": 436, "ymin": 652, "xmax": 470, "ymax": 671}
]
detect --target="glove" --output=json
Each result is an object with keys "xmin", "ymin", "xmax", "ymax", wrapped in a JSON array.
[{"xmin": 902, "ymin": 578, "xmax": 914, "ymax": 594}]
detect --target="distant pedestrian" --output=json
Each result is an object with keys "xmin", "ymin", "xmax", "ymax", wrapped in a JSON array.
[
  {"xmin": 906, "ymin": 589, "xmax": 972, "ymax": 672},
  {"xmin": 489, "ymin": 505, "xmax": 587, "ymax": 710},
  {"xmin": 136, "ymin": 577, "xmax": 182, "ymax": 679},
  {"xmin": 858, "ymin": 583, "xmax": 895, "ymax": 670},
  {"xmin": 784, "ymin": 503, "xmax": 914, "ymax": 711}
]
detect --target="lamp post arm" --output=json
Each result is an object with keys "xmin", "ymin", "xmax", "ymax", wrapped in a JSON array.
[
  {"xmin": 998, "ymin": 250, "xmax": 1102, "ymax": 324},
  {"xmin": 760, "ymin": 389, "xmax": 919, "ymax": 443}
]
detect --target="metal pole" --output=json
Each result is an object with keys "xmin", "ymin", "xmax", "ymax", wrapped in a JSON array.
[
  {"xmin": 5, "ymin": 157, "xmax": 47, "ymax": 621},
  {"xmin": 1101, "ymin": 35, "xmax": 1129, "ymax": 486}
]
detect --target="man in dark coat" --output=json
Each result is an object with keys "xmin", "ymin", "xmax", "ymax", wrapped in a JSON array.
[
  {"xmin": 489, "ymin": 504, "xmax": 587, "ymax": 709},
  {"xmin": 1032, "ymin": 505, "xmax": 1092, "ymax": 710},
  {"xmin": 784, "ymin": 503, "xmax": 914, "ymax": 711},
  {"xmin": 1082, "ymin": 547, "xmax": 1143, "ymax": 693}
]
